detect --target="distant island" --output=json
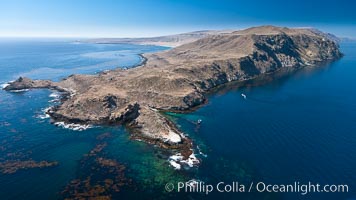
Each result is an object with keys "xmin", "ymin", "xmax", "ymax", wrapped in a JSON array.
[
  {"xmin": 4, "ymin": 26, "xmax": 342, "ymax": 163},
  {"xmin": 82, "ymin": 29, "xmax": 235, "ymax": 47}
]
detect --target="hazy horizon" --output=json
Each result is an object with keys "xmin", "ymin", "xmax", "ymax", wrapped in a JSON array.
[{"xmin": 0, "ymin": 0, "xmax": 355, "ymax": 39}]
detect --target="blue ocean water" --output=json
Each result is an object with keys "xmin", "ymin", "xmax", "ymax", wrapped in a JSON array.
[
  {"xmin": 0, "ymin": 40, "xmax": 174, "ymax": 200},
  {"xmin": 0, "ymin": 39, "xmax": 355, "ymax": 200},
  {"xmin": 173, "ymin": 42, "xmax": 356, "ymax": 200}
]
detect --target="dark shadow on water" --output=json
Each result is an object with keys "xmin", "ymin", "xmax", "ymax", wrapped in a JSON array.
[{"xmin": 206, "ymin": 61, "xmax": 337, "ymax": 99}]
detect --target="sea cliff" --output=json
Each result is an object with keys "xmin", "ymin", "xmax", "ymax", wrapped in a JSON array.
[{"xmin": 4, "ymin": 26, "xmax": 342, "ymax": 159}]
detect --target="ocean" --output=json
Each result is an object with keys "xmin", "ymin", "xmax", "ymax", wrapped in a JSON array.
[{"xmin": 0, "ymin": 39, "xmax": 355, "ymax": 200}]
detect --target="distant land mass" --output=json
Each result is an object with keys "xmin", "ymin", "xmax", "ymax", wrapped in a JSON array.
[
  {"xmin": 83, "ymin": 30, "xmax": 236, "ymax": 47},
  {"xmin": 82, "ymin": 26, "xmax": 345, "ymax": 47},
  {"xmin": 5, "ymin": 26, "xmax": 342, "ymax": 163}
]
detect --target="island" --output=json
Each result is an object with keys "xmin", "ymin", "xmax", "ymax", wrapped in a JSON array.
[{"xmin": 4, "ymin": 26, "xmax": 342, "ymax": 161}]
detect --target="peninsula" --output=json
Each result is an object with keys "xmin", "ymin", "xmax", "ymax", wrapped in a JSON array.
[{"xmin": 4, "ymin": 26, "xmax": 342, "ymax": 159}]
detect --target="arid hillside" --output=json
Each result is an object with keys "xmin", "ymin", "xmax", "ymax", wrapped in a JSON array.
[{"xmin": 4, "ymin": 26, "xmax": 342, "ymax": 158}]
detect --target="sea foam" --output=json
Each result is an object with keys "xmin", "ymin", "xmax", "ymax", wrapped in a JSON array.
[
  {"xmin": 0, "ymin": 83, "xmax": 10, "ymax": 90},
  {"xmin": 36, "ymin": 107, "xmax": 51, "ymax": 119},
  {"xmin": 48, "ymin": 92, "xmax": 62, "ymax": 102},
  {"xmin": 54, "ymin": 122, "xmax": 92, "ymax": 131},
  {"xmin": 9, "ymin": 89, "xmax": 30, "ymax": 93},
  {"xmin": 168, "ymin": 151, "xmax": 200, "ymax": 170}
]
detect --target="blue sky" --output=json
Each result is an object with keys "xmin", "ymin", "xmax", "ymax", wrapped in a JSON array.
[{"xmin": 0, "ymin": 0, "xmax": 355, "ymax": 38}]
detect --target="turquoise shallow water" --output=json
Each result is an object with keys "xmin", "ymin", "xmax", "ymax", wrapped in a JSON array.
[
  {"xmin": 0, "ymin": 40, "xmax": 177, "ymax": 199},
  {"xmin": 0, "ymin": 40, "xmax": 356, "ymax": 200}
]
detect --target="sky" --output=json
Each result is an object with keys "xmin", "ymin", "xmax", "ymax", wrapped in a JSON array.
[{"xmin": 0, "ymin": 0, "xmax": 355, "ymax": 38}]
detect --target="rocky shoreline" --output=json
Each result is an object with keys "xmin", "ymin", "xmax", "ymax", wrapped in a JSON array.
[{"xmin": 3, "ymin": 26, "xmax": 342, "ymax": 163}]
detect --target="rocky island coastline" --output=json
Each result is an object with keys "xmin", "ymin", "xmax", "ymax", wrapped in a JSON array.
[{"xmin": 3, "ymin": 26, "xmax": 342, "ymax": 164}]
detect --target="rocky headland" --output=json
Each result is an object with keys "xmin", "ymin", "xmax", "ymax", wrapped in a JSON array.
[{"xmin": 3, "ymin": 26, "xmax": 342, "ymax": 160}]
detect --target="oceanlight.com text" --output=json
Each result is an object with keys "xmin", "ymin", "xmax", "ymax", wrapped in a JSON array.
[{"xmin": 165, "ymin": 181, "xmax": 349, "ymax": 195}]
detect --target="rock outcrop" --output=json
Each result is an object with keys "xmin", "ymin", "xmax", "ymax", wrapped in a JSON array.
[{"xmin": 3, "ymin": 26, "xmax": 342, "ymax": 156}]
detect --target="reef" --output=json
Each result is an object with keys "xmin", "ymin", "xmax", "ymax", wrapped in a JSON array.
[
  {"xmin": 62, "ymin": 132, "xmax": 132, "ymax": 200},
  {"xmin": 0, "ymin": 160, "xmax": 58, "ymax": 174}
]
